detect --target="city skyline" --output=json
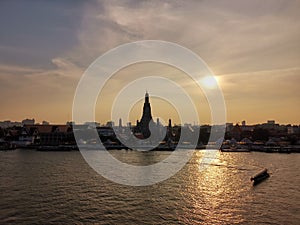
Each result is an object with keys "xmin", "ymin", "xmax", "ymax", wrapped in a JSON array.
[
  {"xmin": 0, "ymin": 1, "xmax": 299, "ymax": 124},
  {"xmin": 1, "ymin": 116, "xmax": 298, "ymax": 127}
]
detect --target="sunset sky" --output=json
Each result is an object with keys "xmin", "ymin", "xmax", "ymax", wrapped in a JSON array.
[{"xmin": 0, "ymin": 0, "xmax": 299, "ymax": 125}]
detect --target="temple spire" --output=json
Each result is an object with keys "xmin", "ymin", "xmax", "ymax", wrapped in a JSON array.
[
  {"xmin": 138, "ymin": 91, "xmax": 153, "ymax": 138},
  {"xmin": 145, "ymin": 91, "xmax": 149, "ymax": 103}
]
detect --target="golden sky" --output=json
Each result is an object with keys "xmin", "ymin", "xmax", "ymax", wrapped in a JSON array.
[{"xmin": 0, "ymin": 0, "xmax": 299, "ymax": 125}]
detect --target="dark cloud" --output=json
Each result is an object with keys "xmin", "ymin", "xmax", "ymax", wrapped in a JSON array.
[{"xmin": 0, "ymin": 0, "xmax": 88, "ymax": 68}]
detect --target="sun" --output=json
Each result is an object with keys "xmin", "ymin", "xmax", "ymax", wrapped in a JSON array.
[{"xmin": 200, "ymin": 76, "xmax": 219, "ymax": 89}]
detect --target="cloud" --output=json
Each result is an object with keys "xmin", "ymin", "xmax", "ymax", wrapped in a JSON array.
[
  {"xmin": 70, "ymin": 0, "xmax": 300, "ymax": 75},
  {"xmin": 36, "ymin": 0, "xmax": 300, "ymax": 123},
  {"xmin": 0, "ymin": 64, "xmax": 43, "ymax": 76},
  {"xmin": 0, "ymin": 0, "xmax": 300, "ymax": 123}
]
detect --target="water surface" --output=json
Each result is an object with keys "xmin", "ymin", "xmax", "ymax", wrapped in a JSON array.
[{"xmin": 0, "ymin": 150, "xmax": 299, "ymax": 224}]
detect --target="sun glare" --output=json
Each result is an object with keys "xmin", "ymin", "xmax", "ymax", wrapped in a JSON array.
[{"xmin": 200, "ymin": 76, "xmax": 218, "ymax": 89}]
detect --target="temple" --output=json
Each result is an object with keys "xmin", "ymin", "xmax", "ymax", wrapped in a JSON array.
[{"xmin": 136, "ymin": 91, "xmax": 154, "ymax": 138}]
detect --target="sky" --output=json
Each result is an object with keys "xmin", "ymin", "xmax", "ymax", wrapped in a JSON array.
[{"xmin": 0, "ymin": 0, "xmax": 299, "ymax": 125}]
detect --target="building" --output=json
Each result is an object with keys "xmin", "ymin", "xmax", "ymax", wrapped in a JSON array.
[
  {"xmin": 242, "ymin": 120, "xmax": 246, "ymax": 126},
  {"xmin": 97, "ymin": 126, "xmax": 115, "ymax": 137},
  {"xmin": 42, "ymin": 121, "xmax": 50, "ymax": 125},
  {"xmin": 136, "ymin": 91, "xmax": 154, "ymax": 138},
  {"xmin": 230, "ymin": 123, "xmax": 242, "ymax": 141},
  {"xmin": 0, "ymin": 120, "xmax": 22, "ymax": 128},
  {"xmin": 22, "ymin": 118, "xmax": 35, "ymax": 125},
  {"xmin": 106, "ymin": 121, "xmax": 114, "ymax": 127},
  {"xmin": 226, "ymin": 123, "xmax": 234, "ymax": 132},
  {"xmin": 287, "ymin": 126, "xmax": 299, "ymax": 135},
  {"xmin": 84, "ymin": 121, "xmax": 100, "ymax": 128},
  {"xmin": 23, "ymin": 124, "xmax": 74, "ymax": 146}
]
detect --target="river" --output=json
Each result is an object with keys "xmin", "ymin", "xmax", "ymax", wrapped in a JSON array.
[{"xmin": 0, "ymin": 149, "xmax": 299, "ymax": 224}]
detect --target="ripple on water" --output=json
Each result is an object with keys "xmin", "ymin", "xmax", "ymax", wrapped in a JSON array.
[{"xmin": 0, "ymin": 150, "xmax": 299, "ymax": 224}]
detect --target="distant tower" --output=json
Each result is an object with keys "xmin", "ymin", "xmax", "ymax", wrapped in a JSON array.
[
  {"xmin": 119, "ymin": 118, "xmax": 122, "ymax": 128},
  {"xmin": 242, "ymin": 120, "xmax": 246, "ymax": 126},
  {"xmin": 167, "ymin": 119, "xmax": 173, "ymax": 139},
  {"xmin": 138, "ymin": 91, "xmax": 154, "ymax": 138}
]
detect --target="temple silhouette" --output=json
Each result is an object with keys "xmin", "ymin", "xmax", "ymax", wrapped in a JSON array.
[{"xmin": 136, "ymin": 91, "xmax": 155, "ymax": 138}]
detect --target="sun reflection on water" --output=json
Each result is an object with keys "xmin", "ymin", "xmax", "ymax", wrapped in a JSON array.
[{"xmin": 179, "ymin": 150, "xmax": 247, "ymax": 224}]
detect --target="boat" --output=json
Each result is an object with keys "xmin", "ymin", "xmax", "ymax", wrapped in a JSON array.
[{"xmin": 251, "ymin": 168, "xmax": 270, "ymax": 186}]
